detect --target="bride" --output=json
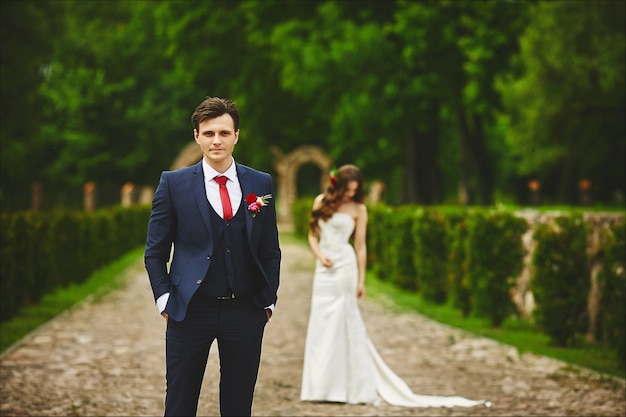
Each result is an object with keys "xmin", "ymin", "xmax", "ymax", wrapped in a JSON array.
[{"xmin": 300, "ymin": 164, "xmax": 487, "ymax": 408}]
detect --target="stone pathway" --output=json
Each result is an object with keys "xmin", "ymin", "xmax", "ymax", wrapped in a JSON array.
[{"xmin": 1, "ymin": 237, "xmax": 624, "ymax": 416}]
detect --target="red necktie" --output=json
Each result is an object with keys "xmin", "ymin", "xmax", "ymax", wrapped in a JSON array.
[{"xmin": 214, "ymin": 176, "xmax": 233, "ymax": 220}]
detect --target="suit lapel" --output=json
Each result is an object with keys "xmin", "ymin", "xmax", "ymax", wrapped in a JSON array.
[
  {"xmin": 237, "ymin": 164, "xmax": 255, "ymax": 239},
  {"xmin": 191, "ymin": 161, "xmax": 212, "ymax": 233}
]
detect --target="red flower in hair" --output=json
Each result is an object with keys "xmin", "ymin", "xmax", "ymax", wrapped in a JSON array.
[{"xmin": 329, "ymin": 168, "xmax": 338, "ymax": 187}]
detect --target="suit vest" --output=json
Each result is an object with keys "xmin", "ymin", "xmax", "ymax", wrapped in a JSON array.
[{"xmin": 197, "ymin": 200, "xmax": 262, "ymax": 298}]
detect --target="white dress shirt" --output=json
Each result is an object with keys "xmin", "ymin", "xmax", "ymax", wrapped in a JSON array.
[{"xmin": 202, "ymin": 157, "xmax": 242, "ymax": 218}]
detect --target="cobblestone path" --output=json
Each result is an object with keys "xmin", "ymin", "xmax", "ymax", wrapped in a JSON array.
[{"xmin": 1, "ymin": 238, "xmax": 624, "ymax": 416}]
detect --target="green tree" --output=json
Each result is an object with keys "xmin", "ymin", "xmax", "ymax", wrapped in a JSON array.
[
  {"xmin": 387, "ymin": 0, "xmax": 529, "ymax": 204},
  {"xmin": 26, "ymin": 0, "xmax": 320, "ymax": 203},
  {"xmin": 0, "ymin": 0, "xmax": 64, "ymax": 209},
  {"xmin": 269, "ymin": 0, "xmax": 528, "ymax": 204},
  {"xmin": 270, "ymin": 1, "xmax": 441, "ymax": 204},
  {"xmin": 37, "ymin": 0, "xmax": 195, "ymax": 192},
  {"xmin": 498, "ymin": 0, "xmax": 625, "ymax": 204},
  {"xmin": 3, "ymin": 0, "xmax": 622, "ymax": 210}
]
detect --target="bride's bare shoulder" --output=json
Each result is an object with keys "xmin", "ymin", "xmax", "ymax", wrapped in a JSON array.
[
  {"xmin": 340, "ymin": 201, "xmax": 366, "ymax": 218},
  {"xmin": 355, "ymin": 202, "xmax": 367, "ymax": 218}
]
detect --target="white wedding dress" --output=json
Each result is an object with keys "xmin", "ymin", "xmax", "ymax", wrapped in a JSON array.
[{"xmin": 300, "ymin": 212, "xmax": 486, "ymax": 407}]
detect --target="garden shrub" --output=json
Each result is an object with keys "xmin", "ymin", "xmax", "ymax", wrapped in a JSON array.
[
  {"xmin": 293, "ymin": 198, "xmax": 623, "ymax": 351},
  {"xmin": 388, "ymin": 206, "xmax": 418, "ymax": 291},
  {"xmin": 0, "ymin": 207, "xmax": 150, "ymax": 323},
  {"xmin": 466, "ymin": 210, "xmax": 528, "ymax": 327},
  {"xmin": 413, "ymin": 207, "xmax": 449, "ymax": 303},
  {"xmin": 598, "ymin": 221, "xmax": 625, "ymax": 366},
  {"xmin": 446, "ymin": 209, "xmax": 472, "ymax": 316},
  {"xmin": 531, "ymin": 215, "xmax": 589, "ymax": 346},
  {"xmin": 291, "ymin": 197, "xmax": 314, "ymax": 239},
  {"xmin": 367, "ymin": 204, "xmax": 395, "ymax": 282}
]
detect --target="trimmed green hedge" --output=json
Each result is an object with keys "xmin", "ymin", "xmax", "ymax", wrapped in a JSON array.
[
  {"xmin": 413, "ymin": 207, "xmax": 449, "ymax": 304},
  {"xmin": 0, "ymin": 205, "xmax": 150, "ymax": 322},
  {"xmin": 367, "ymin": 205, "xmax": 528, "ymax": 326},
  {"xmin": 291, "ymin": 197, "xmax": 314, "ymax": 238},
  {"xmin": 367, "ymin": 204, "xmax": 396, "ymax": 283},
  {"xmin": 531, "ymin": 215, "xmax": 590, "ymax": 346},
  {"xmin": 446, "ymin": 210, "xmax": 472, "ymax": 317},
  {"xmin": 292, "ymin": 200, "xmax": 625, "ymax": 365},
  {"xmin": 466, "ymin": 210, "xmax": 528, "ymax": 327},
  {"xmin": 598, "ymin": 221, "xmax": 626, "ymax": 366}
]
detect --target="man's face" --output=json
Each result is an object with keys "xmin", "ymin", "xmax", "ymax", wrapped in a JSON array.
[{"xmin": 194, "ymin": 113, "xmax": 239, "ymax": 171}]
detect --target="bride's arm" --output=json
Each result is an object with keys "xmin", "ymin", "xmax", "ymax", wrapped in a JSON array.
[
  {"xmin": 354, "ymin": 204, "xmax": 368, "ymax": 298},
  {"xmin": 308, "ymin": 195, "xmax": 333, "ymax": 267},
  {"xmin": 308, "ymin": 230, "xmax": 332, "ymax": 267}
]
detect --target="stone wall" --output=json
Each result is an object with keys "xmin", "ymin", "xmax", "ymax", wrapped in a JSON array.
[{"xmin": 512, "ymin": 210, "xmax": 624, "ymax": 342}]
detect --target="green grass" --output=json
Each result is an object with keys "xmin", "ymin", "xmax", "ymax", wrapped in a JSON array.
[
  {"xmin": 0, "ymin": 246, "xmax": 144, "ymax": 355},
  {"xmin": 366, "ymin": 271, "xmax": 625, "ymax": 379}
]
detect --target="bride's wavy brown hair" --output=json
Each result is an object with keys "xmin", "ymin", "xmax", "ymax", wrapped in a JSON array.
[{"xmin": 309, "ymin": 164, "xmax": 365, "ymax": 235}]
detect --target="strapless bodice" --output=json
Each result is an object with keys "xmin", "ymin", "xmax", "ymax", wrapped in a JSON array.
[{"xmin": 318, "ymin": 212, "xmax": 355, "ymax": 251}]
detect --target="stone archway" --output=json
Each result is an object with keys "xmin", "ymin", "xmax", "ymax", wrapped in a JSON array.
[
  {"xmin": 170, "ymin": 142, "xmax": 202, "ymax": 170},
  {"xmin": 272, "ymin": 145, "xmax": 332, "ymax": 226}
]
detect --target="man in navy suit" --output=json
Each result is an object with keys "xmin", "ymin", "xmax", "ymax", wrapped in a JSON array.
[{"xmin": 144, "ymin": 96, "xmax": 281, "ymax": 416}]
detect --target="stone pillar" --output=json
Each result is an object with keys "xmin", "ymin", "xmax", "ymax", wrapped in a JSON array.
[
  {"xmin": 514, "ymin": 225, "xmax": 536, "ymax": 319},
  {"xmin": 139, "ymin": 186, "xmax": 154, "ymax": 205},
  {"xmin": 83, "ymin": 182, "xmax": 96, "ymax": 212},
  {"xmin": 585, "ymin": 214, "xmax": 604, "ymax": 343},
  {"xmin": 121, "ymin": 182, "xmax": 135, "ymax": 207},
  {"xmin": 579, "ymin": 179, "xmax": 592, "ymax": 205},
  {"xmin": 31, "ymin": 181, "xmax": 43, "ymax": 210},
  {"xmin": 528, "ymin": 179, "xmax": 541, "ymax": 205},
  {"xmin": 367, "ymin": 180, "xmax": 386, "ymax": 204},
  {"xmin": 275, "ymin": 163, "xmax": 291, "ymax": 225}
]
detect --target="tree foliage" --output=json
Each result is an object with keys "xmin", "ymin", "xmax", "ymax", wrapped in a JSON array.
[
  {"xmin": 498, "ymin": 0, "xmax": 625, "ymax": 203},
  {"xmin": 1, "ymin": 0, "xmax": 623, "ymax": 210}
]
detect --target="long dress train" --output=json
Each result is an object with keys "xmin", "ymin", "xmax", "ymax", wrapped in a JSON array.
[{"xmin": 300, "ymin": 212, "xmax": 486, "ymax": 407}]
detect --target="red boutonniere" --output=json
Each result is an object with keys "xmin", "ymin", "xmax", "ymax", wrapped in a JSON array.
[
  {"xmin": 329, "ymin": 168, "xmax": 338, "ymax": 187},
  {"xmin": 246, "ymin": 193, "xmax": 272, "ymax": 217}
]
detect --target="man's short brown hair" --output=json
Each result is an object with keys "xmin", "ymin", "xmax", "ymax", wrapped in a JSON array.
[{"xmin": 191, "ymin": 96, "xmax": 240, "ymax": 132}]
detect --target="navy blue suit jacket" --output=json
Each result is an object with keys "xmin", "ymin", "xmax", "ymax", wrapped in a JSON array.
[{"xmin": 144, "ymin": 161, "xmax": 281, "ymax": 322}]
